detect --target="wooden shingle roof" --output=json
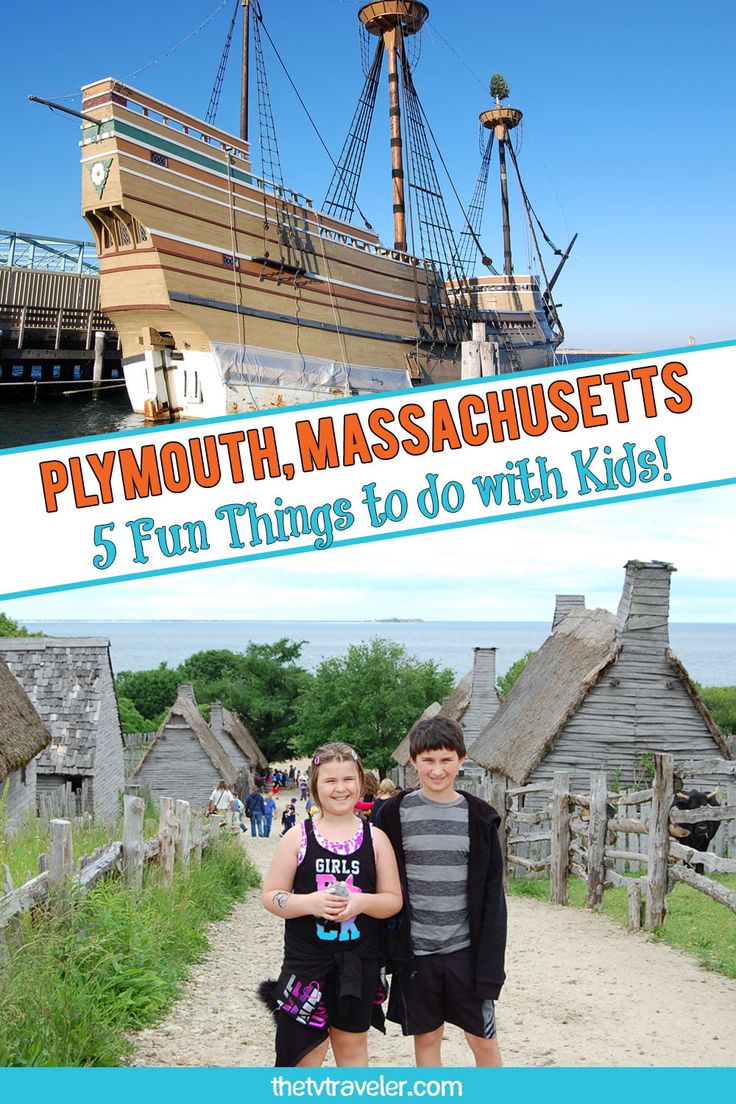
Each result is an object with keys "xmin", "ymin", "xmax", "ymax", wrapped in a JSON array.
[
  {"xmin": 0, "ymin": 655, "xmax": 51, "ymax": 781},
  {"xmin": 0, "ymin": 638, "xmax": 117, "ymax": 776}
]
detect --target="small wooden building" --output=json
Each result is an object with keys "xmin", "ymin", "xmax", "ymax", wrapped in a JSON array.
[
  {"xmin": 392, "ymin": 647, "xmax": 502, "ymax": 789},
  {"xmin": 209, "ymin": 699, "xmax": 268, "ymax": 792},
  {"xmin": 469, "ymin": 561, "xmax": 731, "ymax": 793},
  {"xmin": 0, "ymin": 655, "xmax": 51, "ymax": 825},
  {"xmin": 130, "ymin": 684, "xmax": 239, "ymax": 809},
  {"xmin": 0, "ymin": 637, "xmax": 125, "ymax": 822}
]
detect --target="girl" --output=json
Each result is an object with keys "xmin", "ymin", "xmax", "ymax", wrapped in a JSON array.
[{"xmin": 261, "ymin": 742, "xmax": 402, "ymax": 1068}]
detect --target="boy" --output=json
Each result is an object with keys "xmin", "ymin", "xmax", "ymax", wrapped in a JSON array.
[
  {"xmin": 280, "ymin": 796, "xmax": 297, "ymax": 835},
  {"xmin": 376, "ymin": 716, "xmax": 506, "ymax": 1067}
]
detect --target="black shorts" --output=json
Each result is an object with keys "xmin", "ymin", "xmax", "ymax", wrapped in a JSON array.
[
  {"xmin": 387, "ymin": 947, "xmax": 497, "ymax": 1039},
  {"xmin": 274, "ymin": 957, "xmax": 384, "ymax": 1066}
]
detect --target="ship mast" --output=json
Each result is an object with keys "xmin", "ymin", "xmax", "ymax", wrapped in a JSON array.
[
  {"xmin": 358, "ymin": 2, "xmax": 428, "ymax": 253},
  {"xmin": 240, "ymin": 0, "xmax": 250, "ymax": 141},
  {"xmin": 480, "ymin": 102, "xmax": 523, "ymax": 275}
]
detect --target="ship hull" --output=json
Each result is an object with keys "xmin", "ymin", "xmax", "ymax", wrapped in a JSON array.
[{"xmin": 79, "ymin": 79, "xmax": 561, "ymax": 419}]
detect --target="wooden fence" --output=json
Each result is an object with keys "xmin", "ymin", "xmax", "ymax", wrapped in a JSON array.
[
  {"xmin": 0, "ymin": 794, "xmax": 211, "ymax": 953},
  {"xmin": 497, "ymin": 753, "xmax": 736, "ymax": 931}
]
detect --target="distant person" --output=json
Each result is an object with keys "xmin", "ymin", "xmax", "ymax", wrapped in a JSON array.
[
  {"xmin": 232, "ymin": 792, "xmax": 247, "ymax": 833},
  {"xmin": 246, "ymin": 786, "xmax": 266, "ymax": 837},
  {"xmin": 262, "ymin": 794, "xmax": 277, "ymax": 837},
  {"xmin": 208, "ymin": 780, "xmax": 234, "ymax": 824},
  {"xmin": 288, "ymin": 765, "xmax": 295, "ymax": 787},
  {"xmin": 298, "ymin": 771, "xmax": 309, "ymax": 801},
  {"xmin": 376, "ymin": 716, "xmax": 506, "ymax": 1068},
  {"xmin": 370, "ymin": 778, "xmax": 397, "ymax": 823},
  {"xmin": 355, "ymin": 771, "xmax": 379, "ymax": 819},
  {"xmin": 305, "ymin": 796, "xmax": 319, "ymax": 819},
  {"xmin": 281, "ymin": 798, "xmax": 297, "ymax": 835}
]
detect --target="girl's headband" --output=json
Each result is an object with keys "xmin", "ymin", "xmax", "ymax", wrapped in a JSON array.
[{"xmin": 312, "ymin": 749, "xmax": 359, "ymax": 766}]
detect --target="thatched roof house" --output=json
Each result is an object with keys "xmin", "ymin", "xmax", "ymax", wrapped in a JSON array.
[
  {"xmin": 0, "ymin": 637, "xmax": 124, "ymax": 821},
  {"xmin": 209, "ymin": 700, "xmax": 268, "ymax": 772},
  {"xmin": 392, "ymin": 648, "xmax": 502, "ymax": 787},
  {"xmin": 469, "ymin": 561, "xmax": 731, "ymax": 790},
  {"xmin": 130, "ymin": 684, "xmax": 241, "ymax": 808},
  {"xmin": 0, "ymin": 656, "xmax": 51, "ymax": 823}
]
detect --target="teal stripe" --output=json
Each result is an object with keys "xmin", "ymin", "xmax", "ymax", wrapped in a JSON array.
[{"xmin": 83, "ymin": 119, "xmax": 256, "ymax": 188}]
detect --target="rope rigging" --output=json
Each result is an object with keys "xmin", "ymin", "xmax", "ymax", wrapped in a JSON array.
[
  {"xmin": 506, "ymin": 139, "xmax": 564, "ymax": 257},
  {"xmin": 323, "ymin": 41, "xmax": 384, "ymax": 224},
  {"xmin": 399, "ymin": 47, "xmax": 476, "ymax": 343},
  {"xmin": 206, "ymin": 0, "xmax": 240, "ymax": 125},
  {"xmin": 457, "ymin": 130, "xmax": 496, "ymax": 274}
]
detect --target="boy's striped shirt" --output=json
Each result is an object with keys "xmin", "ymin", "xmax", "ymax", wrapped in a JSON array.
[{"xmin": 399, "ymin": 789, "xmax": 470, "ymax": 955}]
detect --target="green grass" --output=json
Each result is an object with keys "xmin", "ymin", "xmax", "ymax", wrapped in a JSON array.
[
  {"xmin": 0, "ymin": 835, "xmax": 259, "ymax": 1066},
  {"xmin": 0, "ymin": 801, "xmax": 161, "ymax": 887},
  {"xmin": 508, "ymin": 874, "xmax": 736, "ymax": 980}
]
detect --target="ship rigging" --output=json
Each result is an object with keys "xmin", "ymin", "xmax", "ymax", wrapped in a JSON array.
[{"xmin": 32, "ymin": 0, "xmax": 577, "ymax": 419}]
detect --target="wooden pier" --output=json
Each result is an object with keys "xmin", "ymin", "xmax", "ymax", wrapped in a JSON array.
[{"xmin": 0, "ymin": 230, "xmax": 122, "ymax": 398}]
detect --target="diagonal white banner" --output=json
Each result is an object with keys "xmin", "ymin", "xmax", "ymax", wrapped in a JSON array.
[{"xmin": 1, "ymin": 342, "xmax": 735, "ymax": 600}]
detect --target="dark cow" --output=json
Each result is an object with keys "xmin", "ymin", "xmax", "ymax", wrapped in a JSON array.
[{"xmin": 670, "ymin": 789, "xmax": 720, "ymax": 873}]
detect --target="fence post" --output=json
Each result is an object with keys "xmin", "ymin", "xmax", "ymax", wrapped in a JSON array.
[
  {"xmin": 646, "ymin": 752, "xmax": 673, "ymax": 931},
  {"xmin": 123, "ymin": 794, "xmax": 145, "ymax": 890},
  {"xmin": 176, "ymin": 800, "xmax": 191, "ymax": 871},
  {"xmin": 2, "ymin": 863, "xmax": 23, "ymax": 954},
  {"xmin": 191, "ymin": 813, "xmax": 203, "ymax": 868},
  {"xmin": 550, "ymin": 771, "xmax": 571, "ymax": 906},
  {"xmin": 627, "ymin": 880, "xmax": 642, "ymax": 931},
  {"xmin": 487, "ymin": 777, "xmax": 508, "ymax": 887},
  {"xmin": 48, "ymin": 818, "xmax": 74, "ymax": 913},
  {"xmin": 586, "ymin": 772, "xmax": 608, "ymax": 910},
  {"xmin": 159, "ymin": 797, "xmax": 176, "ymax": 887}
]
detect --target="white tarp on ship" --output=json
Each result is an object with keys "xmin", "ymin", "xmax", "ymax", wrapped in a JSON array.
[{"xmin": 211, "ymin": 342, "xmax": 412, "ymax": 396}]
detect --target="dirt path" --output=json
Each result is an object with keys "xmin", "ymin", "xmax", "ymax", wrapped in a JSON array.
[{"xmin": 128, "ymin": 831, "xmax": 736, "ymax": 1068}]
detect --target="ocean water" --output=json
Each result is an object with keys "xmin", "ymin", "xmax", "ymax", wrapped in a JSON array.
[
  {"xmin": 20, "ymin": 618, "xmax": 736, "ymax": 685},
  {"xmin": 0, "ymin": 391, "xmax": 142, "ymax": 451}
]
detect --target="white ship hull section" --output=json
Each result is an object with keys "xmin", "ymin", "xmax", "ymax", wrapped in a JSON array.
[{"xmin": 123, "ymin": 344, "xmax": 413, "ymax": 418}]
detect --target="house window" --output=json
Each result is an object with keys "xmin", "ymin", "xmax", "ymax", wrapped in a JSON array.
[
  {"xmin": 73, "ymin": 365, "xmax": 82, "ymax": 380},
  {"xmin": 31, "ymin": 364, "xmax": 42, "ymax": 380},
  {"xmin": 52, "ymin": 364, "xmax": 62, "ymax": 379},
  {"xmin": 12, "ymin": 364, "xmax": 23, "ymax": 378},
  {"xmin": 20, "ymin": 764, "xmax": 27, "ymax": 785}
]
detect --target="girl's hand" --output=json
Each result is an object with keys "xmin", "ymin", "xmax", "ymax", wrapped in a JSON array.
[
  {"xmin": 331, "ymin": 891, "xmax": 364, "ymax": 922},
  {"xmin": 309, "ymin": 890, "xmax": 349, "ymax": 920}
]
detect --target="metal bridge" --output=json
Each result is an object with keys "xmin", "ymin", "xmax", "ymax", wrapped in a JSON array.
[{"xmin": 0, "ymin": 229, "xmax": 99, "ymax": 274}]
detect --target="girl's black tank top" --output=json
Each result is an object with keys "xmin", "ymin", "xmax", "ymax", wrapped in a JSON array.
[{"xmin": 284, "ymin": 818, "xmax": 380, "ymax": 958}]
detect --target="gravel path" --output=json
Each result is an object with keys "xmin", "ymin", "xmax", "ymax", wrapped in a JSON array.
[{"xmin": 128, "ymin": 831, "xmax": 736, "ymax": 1068}]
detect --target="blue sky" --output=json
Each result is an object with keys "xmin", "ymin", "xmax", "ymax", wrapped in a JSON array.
[
  {"xmin": 3, "ymin": 1, "xmax": 735, "ymax": 624},
  {"xmin": 4, "ymin": 0, "xmax": 736, "ymax": 350}
]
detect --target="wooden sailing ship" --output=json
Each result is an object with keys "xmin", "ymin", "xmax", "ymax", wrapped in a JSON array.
[{"xmin": 73, "ymin": 1, "xmax": 573, "ymax": 420}]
